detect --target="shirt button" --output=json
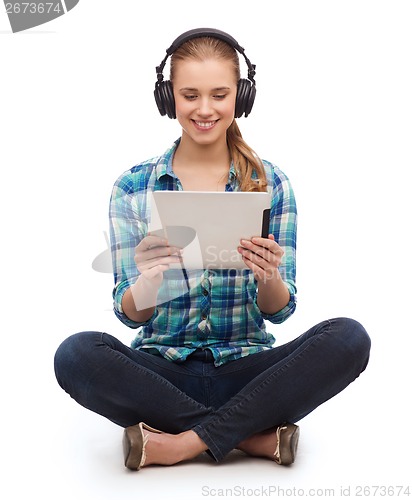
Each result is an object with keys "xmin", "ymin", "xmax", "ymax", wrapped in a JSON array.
[
  {"xmin": 202, "ymin": 289, "xmax": 209, "ymax": 296},
  {"xmin": 201, "ymin": 313, "xmax": 207, "ymax": 320}
]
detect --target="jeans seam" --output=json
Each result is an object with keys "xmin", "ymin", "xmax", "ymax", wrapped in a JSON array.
[
  {"xmin": 236, "ymin": 334, "xmax": 323, "ymax": 411},
  {"xmin": 193, "ymin": 425, "xmax": 224, "ymax": 462},
  {"xmin": 198, "ymin": 332, "xmax": 327, "ymax": 458}
]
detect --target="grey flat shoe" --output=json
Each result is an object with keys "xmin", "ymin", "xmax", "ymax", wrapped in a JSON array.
[
  {"xmin": 273, "ymin": 423, "xmax": 300, "ymax": 465},
  {"xmin": 123, "ymin": 422, "xmax": 162, "ymax": 470}
]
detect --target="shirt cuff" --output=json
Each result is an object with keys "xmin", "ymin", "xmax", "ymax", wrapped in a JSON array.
[
  {"xmin": 260, "ymin": 282, "xmax": 297, "ymax": 324},
  {"xmin": 113, "ymin": 280, "xmax": 157, "ymax": 329}
]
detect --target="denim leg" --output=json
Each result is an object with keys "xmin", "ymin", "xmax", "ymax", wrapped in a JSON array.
[
  {"xmin": 54, "ymin": 331, "xmax": 213, "ymax": 432},
  {"xmin": 192, "ymin": 317, "xmax": 371, "ymax": 461},
  {"xmin": 55, "ymin": 318, "xmax": 371, "ymax": 463}
]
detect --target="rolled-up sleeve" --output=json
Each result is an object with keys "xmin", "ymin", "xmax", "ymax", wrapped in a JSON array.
[
  {"xmin": 261, "ymin": 162, "xmax": 298, "ymax": 324},
  {"xmin": 109, "ymin": 172, "xmax": 154, "ymax": 328}
]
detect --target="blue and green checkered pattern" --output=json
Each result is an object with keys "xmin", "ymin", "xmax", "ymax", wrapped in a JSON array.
[{"xmin": 109, "ymin": 139, "xmax": 297, "ymax": 366}]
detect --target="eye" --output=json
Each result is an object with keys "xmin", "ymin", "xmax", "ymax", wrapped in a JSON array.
[
  {"xmin": 184, "ymin": 95, "xmax": 197, "ymax": 101},
  {"xmin": 213, "ymin": 94, "xmax": 226, "ymax": 100}
]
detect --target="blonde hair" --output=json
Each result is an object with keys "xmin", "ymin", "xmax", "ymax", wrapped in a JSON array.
[{"xmin": 170, "ymin": 36, "xmax": 268, "ymax": 192}]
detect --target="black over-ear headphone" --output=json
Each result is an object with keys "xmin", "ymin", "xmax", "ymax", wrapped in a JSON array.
[{"xmin": 154, "ymin": 28, "xmax": 256, "ymax": 119}]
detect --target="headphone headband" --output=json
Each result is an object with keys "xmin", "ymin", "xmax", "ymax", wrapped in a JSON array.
[
  {"xmin": 166, "ymin": 28, "xmax": 244, "ymax": 56},
  {"xmin": 156, "ymin": 27, "xmax": 256, "ymax": 84}
]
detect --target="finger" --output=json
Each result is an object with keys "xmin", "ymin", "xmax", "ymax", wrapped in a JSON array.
[
  {"xmin": 142, "ymin": 234, "xmax": 169, "ymax": 250},
  {"xmin": 142, "ymin": 264, "xmax": 170, "ymax": 279},
  {"xmin": 141, "ymin": 245, "xmax": 183, "ymax": 259},
  {"xmin": 136, "ymin": 254, "xmax": 182, "ymax": 272},
  {"xmin": 238, "ymin": 246, "xmax": 271, "ymax": 270},
  {"xmin": 141, "ymin": 234, "xmax": 183, "ymax": 253},
  {"xmin": 250, "ymin": 235, "xmax": 278, "ymax": 249},
  {"xmin": 240, "ymin": 239, "xmax": 274, "ymax": 262},
  {"xmin": 136, "ymin": 235, "xmax": 182, "ymax": 257},
  {"xmin": 241, "ymin": 253, "xmax": 266, "ymax": 280},
  {"xmin": 242, "ymin": 246, "xmax": 283, "ymax": 271},
  {"xmin": 246, "ymin": 236, "xmax": 284, "ymax": 260}
]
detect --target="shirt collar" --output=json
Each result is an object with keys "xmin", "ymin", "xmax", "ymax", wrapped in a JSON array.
[
  {"xmin": 228, "ymin": 163, "xmax": 237, "ymax": 183},
  {"xmin": 155, "ymin": 137, "xmax": 238, "ymax": 186},
  {"xmin": 155, "ymin": 138, "xmax": 180, "ymax": 181}
]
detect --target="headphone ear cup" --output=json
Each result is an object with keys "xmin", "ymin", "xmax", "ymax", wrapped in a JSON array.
[
  {"xmin": 154, "ymin": 80, "xmax": 176, "ymax": 119},
  {"xmin": 235, "ymin": 79, "xmax": 256, "ymax": 118},
  {"xmin": 244, "ymin": 83, "xmax": 256, "ymax": 118},
  {"xmin": 163, "ymin": 80, "xmax": 176, "ymax": 119},
  {"xmin": 154, "ymin": 83, "xmax": 166, "ymax": 116}
]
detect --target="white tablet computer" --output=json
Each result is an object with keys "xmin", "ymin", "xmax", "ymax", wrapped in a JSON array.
[{"xmin": 148, "ymin": 190, "xmax": 271, "ymax": 270}]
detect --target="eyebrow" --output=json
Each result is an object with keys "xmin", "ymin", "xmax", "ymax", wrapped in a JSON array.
[{"xmin": 178, "ymin": 86, "xmax": 231, "ymax": 92}]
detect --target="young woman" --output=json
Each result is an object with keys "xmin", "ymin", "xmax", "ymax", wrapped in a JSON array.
[{"xmin": 54, "ymin": 28, "xmax": 371, "ymax": 471}]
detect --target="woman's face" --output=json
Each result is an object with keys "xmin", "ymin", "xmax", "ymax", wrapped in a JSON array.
[{"xmin": 172, "ymin": 58, "xmax": 237, "ymax": 147}]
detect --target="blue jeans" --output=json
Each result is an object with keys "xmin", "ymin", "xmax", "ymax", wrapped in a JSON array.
[{"xmin": 54, "ymin": 317, "xmax": 370, "ymax": 462}]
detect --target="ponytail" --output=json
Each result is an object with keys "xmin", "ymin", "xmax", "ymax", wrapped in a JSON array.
[{"xmin": 227, "ymin": 120, "xmax": 268, "ymax": 192}]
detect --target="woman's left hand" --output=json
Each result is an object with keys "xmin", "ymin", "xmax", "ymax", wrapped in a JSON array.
[{"xmin": 238, "ymin": 234, "xmax": 284, "ymax": 282}]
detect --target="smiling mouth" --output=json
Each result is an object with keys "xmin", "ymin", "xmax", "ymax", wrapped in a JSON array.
[{"xmin": 192, "ymin": 120, "xmax": 218, "ymax": 130}]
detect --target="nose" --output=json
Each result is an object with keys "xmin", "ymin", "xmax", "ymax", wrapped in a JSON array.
[{"xmin": 197, "ymin": 97, "xmax": 213, "ymax": 117}]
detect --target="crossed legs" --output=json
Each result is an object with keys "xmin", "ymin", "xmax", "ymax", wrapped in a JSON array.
[{"xmin": 54, "ymin": 317, "xmax": 371, "ymax": 467}]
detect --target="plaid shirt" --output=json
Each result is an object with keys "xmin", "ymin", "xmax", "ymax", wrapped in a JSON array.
[{"xmin": 109, "ymin": 139, "xmax": 297, "ymax": 366}]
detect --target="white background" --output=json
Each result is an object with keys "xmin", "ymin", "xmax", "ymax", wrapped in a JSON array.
[{"xmin": 1, "ymin": 1, "xmax": 411, "ymax": 499}]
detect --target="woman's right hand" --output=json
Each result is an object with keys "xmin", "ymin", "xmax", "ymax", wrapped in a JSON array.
[{"xmin": 134, "ymin": 234, "xmax": 183, "ymax": 288}]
